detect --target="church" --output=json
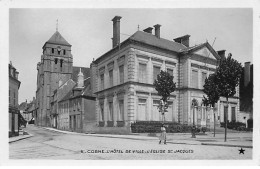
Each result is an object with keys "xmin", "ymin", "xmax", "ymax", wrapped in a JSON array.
[
  {"xmin": 90, "ymin": 16, "xmax": 240, "ymax": 133},
  {"xmin": 35, "ymin": 27, "xmax": 96, "ymax": 132}
]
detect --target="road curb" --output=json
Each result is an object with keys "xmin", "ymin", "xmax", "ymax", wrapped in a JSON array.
[
  {"xmin": 201, "ymin": 143, "xmax": 253, "ymax": 148},
  {"xmin": 9, "ymin": 134, "xmax": 33, "ymax": 143},
  {"xmin": 38, "ymin": 126, "xmax": 253, "ymax": 148}
]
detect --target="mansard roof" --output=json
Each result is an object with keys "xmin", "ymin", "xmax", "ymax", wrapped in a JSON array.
[
  {"xmin": 94, "ymin": 31, "xmax": 187, "ymax": 63},
  {"xmin": 45, "ymin": 31, "xmax": 71, "ymax": 47},
  {"xmin": 129, "ymin": 31, "xmax": 187, "ymax": 52}
]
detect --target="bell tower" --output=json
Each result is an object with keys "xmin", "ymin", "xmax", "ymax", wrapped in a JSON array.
[{"xmin": 36, "ymin": 27, "xmax": 73, "ymax": 127}]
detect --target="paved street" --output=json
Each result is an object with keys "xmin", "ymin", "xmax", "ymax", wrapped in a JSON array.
[{"xmin": 9, "ymin": 125, "xmax": 252, "ymax": 160}]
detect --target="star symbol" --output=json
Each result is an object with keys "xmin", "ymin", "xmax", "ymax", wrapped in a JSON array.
[{"xmin": 239, "ymin": 148, "xmax": 245, "ymax": 154}]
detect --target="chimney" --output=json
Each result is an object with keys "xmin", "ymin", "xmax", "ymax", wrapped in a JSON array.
[
  {"xmin": 173, "ymin": 35, "xmax": 190, "ymax": 47},
  {"xmin": 244, "ymin": 62, "xmax": 251, "ymax": 87},
  {"xmin": 217, "ymin": 50, "xmax": 226, "ymax": 59},
  {"xmin": 154, "ymin": 24, "xmax": 161, "ymax": 38},
  {"xmin": 143, "ymin": 27, "xmax": 153, "ymax": 34},
  {"xmin": 112, "ymin": 16, "xmax": 122, "ymax": 48}
]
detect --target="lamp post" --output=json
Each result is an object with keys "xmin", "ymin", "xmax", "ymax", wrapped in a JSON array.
[{"xmin": 191, "ymin": 99, "xmax": 198, "ymax": 138}]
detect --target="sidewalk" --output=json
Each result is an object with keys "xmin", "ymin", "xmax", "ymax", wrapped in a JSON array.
[
  {"xmin": 41, "ymin": 127, "xmax": 253, "ymax": 148},
  {"xmin": 9, "ymin": 129, "xmax": 33, "ymax": 143}
]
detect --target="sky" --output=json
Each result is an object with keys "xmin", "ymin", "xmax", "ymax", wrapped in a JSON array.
[{"xmin": 9, "ymin": 8, "xmax": 253, "ymax": 104}]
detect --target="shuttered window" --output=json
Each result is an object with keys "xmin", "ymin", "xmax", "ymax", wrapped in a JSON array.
[
  {"xmin": 109, "ymin": 102, "xmax": 113, "ymax": 121},
  {"xmin": 139, "ymin": 63, "xmax": 147, "ymax": 83},
  {"xmin": 167, "ymin": 68, "xmax": 173, "ymax": 77},
  {"xmin": 13, "ymin": 91, "xmax": 16, "ymax": 106},
  {"xmin": 152, "ymin": 100, "xmax": 160, "ymax": 121},
  {"xmin": 224, "ymin": 106, "xmax": 228, "ymax": 122},
  {"xmin": 118, "ymin": 100, "xmax": 124, "ymax": 121},
  {"xmin": 153, "ymin": 66, "xmax": 161, "ymax": 81},
  {"xmin": 165, "ymin": 101, "xmax": 174, "ymax": 122},
  {"xmin": 119, "ymin": 65, "xmax": 124, "ymax": 84},
  {"xmin": 109, "ymin": 70, "xmax": 113, "ymax": 87},
  {"xmin": 192, "ymin": 70, "xmax": 198, "ymax": 88},
  {"xmin": 100, "ymin": 104, "xmax": 104, "ymax": 121},
  {"xmin": 77, "ymin": 115, "xmax": 81, "ymax": 129},
  {"xmin": 137, "ymin": 99, "xmax": 147, "ymax": 121},
  {"xmin": 100, "ymin": 74, "xmax": 104, "ymax": 90},
  {"xmin": 201, "ymin": 72, "xmax": 207, "ymax": 88},
  {"xmin": 231, "ymin": 107, "xmax": 236, "ymax": 122}
]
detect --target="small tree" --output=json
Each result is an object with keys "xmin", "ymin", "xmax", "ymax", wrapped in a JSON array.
[
  {"xmin": 215, "ymin": 53, "xmax": 243, "ymax": 142},
  {"xmin": 203, "ymin": 73, "xmax": 220, "ymax": 137},
  {"xmin": 154, "ymin": 70, "xmax": 176, "ymax": 122}
]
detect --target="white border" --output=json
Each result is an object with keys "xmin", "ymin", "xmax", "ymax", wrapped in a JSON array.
[{"xmin": 1, "ymin": 0, "xmax": 260, "ymax": 166}]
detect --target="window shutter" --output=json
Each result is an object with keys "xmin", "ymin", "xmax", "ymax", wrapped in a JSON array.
[
  {"xmin": 192, "ymin": 70, "xmax": 198, "ymax": 88},
  {"xmin": 153, "ymin": 66, "xmax": 160, "ymax": 81},
  {"xmin": 139, "ymin": 63, "xmax": 147, "ymax": 83}
]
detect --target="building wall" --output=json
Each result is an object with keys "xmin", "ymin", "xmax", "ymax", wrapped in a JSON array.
[
  {"xmin": 9, "ymin": 78, "xmax": 19, "ymax": 107},
  {"xmin": 92, "ymin": 40, "xmax": 240, "ymax": 133},
  {"xmin": 52, "ymin": 79, "xmax": 76, "ymax": 130},
  {"xmin": 82, "ymin": 97, "xmax": 96, "ymax": 133},
  {"xmin": 69, "ymin": 98, "xmax": 81, "ymax": 132},
  {"xmin": 93, "ymin": 46, "xmax": 180, "ymax": 133},
  {"xmin": 58, "ymin": 100, "xmax": 70, "ymax": 130},
  {"xmin": 9, "ymin": 64, "xmax": 20, "ymax": 137},
  {"xmin": 238, "ymin": 111, "xmax": 251, "ymax": 123}
]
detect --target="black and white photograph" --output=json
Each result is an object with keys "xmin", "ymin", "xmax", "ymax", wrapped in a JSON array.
[{"xmin": 1, "ymin": 0, "xmax": 260, "ymax": 166}]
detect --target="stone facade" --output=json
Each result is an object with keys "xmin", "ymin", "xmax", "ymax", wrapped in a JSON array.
[
  {"xmin": 50, "ymin": 79, "xmax": 76, "ymax": 129},
  {"xmin": 57, "ymin": 72, "xmax": 96, "ymax": 133},
  {"xmin": 9, "ymin": 62, "xmax": 21, "ymax": 137},
  {"xmin": 91, "ymin": 16, "xmax": 240, "ymax": 133}
]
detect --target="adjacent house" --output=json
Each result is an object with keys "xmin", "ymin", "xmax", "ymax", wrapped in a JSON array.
[
  {"xmin": 9, "ymin": 62, "xmax": 21, "ymax": 137},
  {"xmin": 58, "ymin": 69, "xmax": 96, "ymax": 133},
  {"xmin": 239, "ymin": 62, "xmax": 253, "ymax": 127},
  {"xmin": 19, "ymin": 98, "xmax": 36, "ymax": 123}
]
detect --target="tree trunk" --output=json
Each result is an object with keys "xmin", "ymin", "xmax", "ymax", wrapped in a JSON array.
[
  {"xmin": 213, "ymin": 109, "xmax": 215, "ymax": 137},
  {"xmin": 224, "ymin": 97, "xmax": 229, "ymax": 142}
]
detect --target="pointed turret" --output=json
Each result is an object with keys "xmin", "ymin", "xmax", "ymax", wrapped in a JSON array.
[
  {"xmin": 77, "ymin": 68, "xmax": 84, "ymax": 88},
  {"xmin": 46, "ymin": 31, "xmax": 71, "ymax": 46}
]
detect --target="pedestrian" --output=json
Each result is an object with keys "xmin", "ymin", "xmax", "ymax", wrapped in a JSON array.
[
  {"xmin": 159, "ymin": 123, "xmax": 167, "ymax": 144},
  {"xmin": 243, "ymin": 117, "xmax": 248, "ymax": 128}
]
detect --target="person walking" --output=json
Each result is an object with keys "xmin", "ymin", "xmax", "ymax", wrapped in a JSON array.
[{"xmin": 159, "ymin": 123, "xmax": 167, "ymax": 144}]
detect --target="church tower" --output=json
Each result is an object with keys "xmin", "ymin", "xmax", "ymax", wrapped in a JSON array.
[{"xmin": 36, "ymin": 27, "xmax": 73, "ymax": 127}]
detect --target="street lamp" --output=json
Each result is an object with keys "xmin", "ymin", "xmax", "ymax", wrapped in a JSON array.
[{"xmin": 191, "ymin": 99, "xmax": 198, "ymax": 138}]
